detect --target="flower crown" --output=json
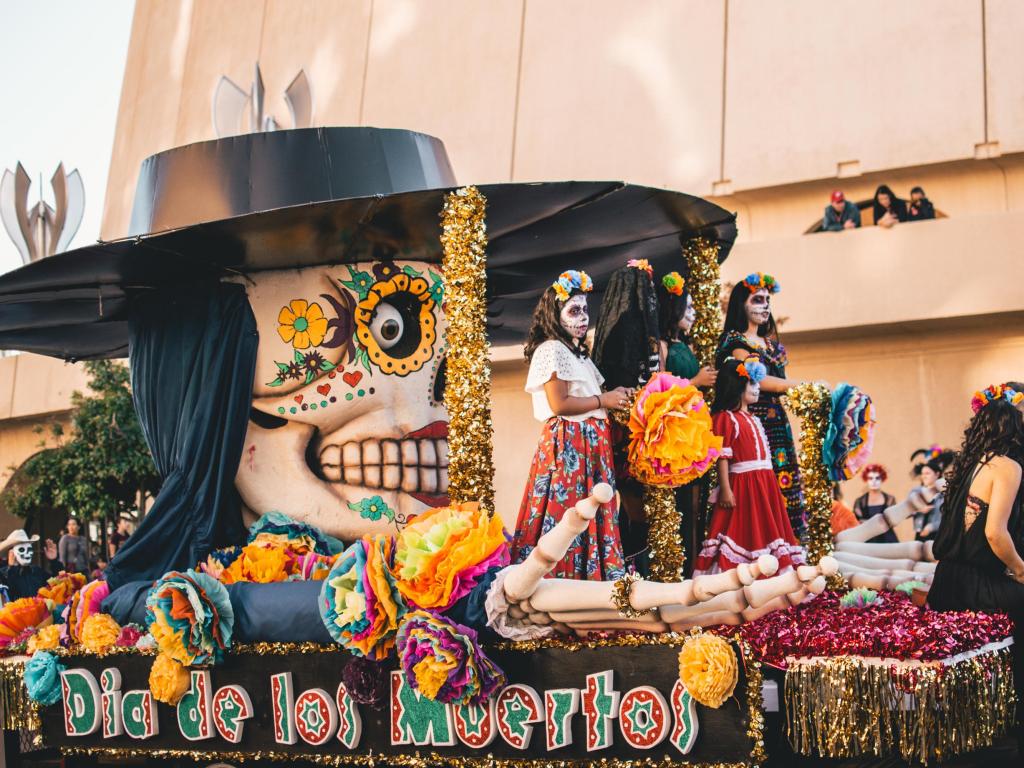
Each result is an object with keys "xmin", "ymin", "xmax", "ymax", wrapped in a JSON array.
[
  {"xmin": 735, "ymin": 357, "xmax": 767, "ymax": 384},
  {"xmin": 627, "ymin": 258, "xmax": 653, "ymax": 277},
  {"xmin": 552, "ymin": 270, "xmax": 593, "ymax": 302},
  {"xmin": 971, "ymin": 383, "xmax": 1024, "ymax": 414},
  {"xmin": 661, "ymin": 272, "xmax": 685, "ymax": 296},
  {"xmin": 743, "ymin": 273, "xmax": 781, "ymax": 294}
]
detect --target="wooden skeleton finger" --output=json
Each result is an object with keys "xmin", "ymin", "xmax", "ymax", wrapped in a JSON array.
[{"xmin": 832, "ymin": 551, "xmax": 917, "ymax": 572}]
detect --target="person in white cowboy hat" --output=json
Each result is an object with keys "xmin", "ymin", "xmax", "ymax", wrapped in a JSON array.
[{"xmin": 0, "ymin": 529, "xmax": 63, "ymax": 602}]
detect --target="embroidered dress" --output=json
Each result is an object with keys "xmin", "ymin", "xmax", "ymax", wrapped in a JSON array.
[
  {"xmin": 717, "ymin": 331, "xmax": 806, "ymax": 534},
  {"xmin": 510, "ymin": 340, "xmax": 625, "ymax": 580},
  {"xmin": 693, "ymin": 410, "xmax": 805, "ymax": 576}
]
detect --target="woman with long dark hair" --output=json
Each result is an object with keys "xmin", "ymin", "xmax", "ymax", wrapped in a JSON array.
[
  {"xmin": 511, "ymin": 270, "xmax": 632, "ymax": 581},
  {"xmin": 930, "ymin": 382, "xmax": 1024, "ymax": 739},
  {"xmin": 872, "ymin": 184, "xmax": 908, "ymax": 228},
  {"xmin": 717, "ymin": 274, "xmax": 806, "ymax": 534},
  {"xmin": 591, "ymin": 260, "xmax": 661, "ymax": 572},
  {"xmin": 656, "ymin": 272, "xmax": 717, "ymax": 387}
]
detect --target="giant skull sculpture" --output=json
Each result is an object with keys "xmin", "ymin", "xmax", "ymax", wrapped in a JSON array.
[{"xmin": 234, "ymin": 259, "xmax": 449, "ymax": 542}]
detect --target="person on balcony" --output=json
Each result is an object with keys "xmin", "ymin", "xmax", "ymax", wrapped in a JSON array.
[
  {"xmin": 907, "ymin": 186, "xmax": 936, "ymax": 221},
  {"xmin": 821, "ymin": 190, "xmax": 861, "ymax": 231},
  {"xmin": 872, "ymin": 184, "xmax": 908, "ymax": 228}
]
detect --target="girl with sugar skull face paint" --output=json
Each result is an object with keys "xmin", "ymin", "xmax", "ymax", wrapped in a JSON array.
[
  {"xmin": 511, "ymin": 271, "xmax": 632, "ymax": 580},
  {"xmin": 717, "ymin": 274, "xmax": 810, "ymax": 536}
]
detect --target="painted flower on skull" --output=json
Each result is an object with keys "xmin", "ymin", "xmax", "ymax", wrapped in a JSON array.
[
  {"xmin": 277, "ymin": 300, "xmax": 329, "ymax": 349},
  {"xmin": 347, "ymin": 496, "xmax": 396, "ymax": 522}
]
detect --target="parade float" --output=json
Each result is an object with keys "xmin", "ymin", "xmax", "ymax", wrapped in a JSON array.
[{"xmin": 0, "ymin": 128, "xmax": 1014, "ymax": 766}]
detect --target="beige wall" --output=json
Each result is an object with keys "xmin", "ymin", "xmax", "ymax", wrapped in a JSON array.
[
  {"xmin": 101, "ymin": 0, "xmax": 1024, "ymax": 240},
  {"xmin": 0, "ymin": 355, "xmax": 89, "ymax": 488}
]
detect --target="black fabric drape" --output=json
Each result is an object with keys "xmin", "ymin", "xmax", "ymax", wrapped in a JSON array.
[{"xmin": 105, "ymin": 282, "xmax": 257, "ymax": 591}]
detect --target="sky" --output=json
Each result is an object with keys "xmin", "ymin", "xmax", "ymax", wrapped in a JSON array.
[{"xmin": 0, "ymin": 0, "xmax": 135, "ymax": 275}]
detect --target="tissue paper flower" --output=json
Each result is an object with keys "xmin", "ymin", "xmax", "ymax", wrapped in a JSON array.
[
  {"xmin": 394, "ymin": 503, "xmax": 509, "ymax": 610},
  {"xmin": 396, "ymin": 610, "xmax": 505, "ymax": 705},
  {"xmin": 146, "ymin": 570, "xmax": 233, "ymax": 666}
]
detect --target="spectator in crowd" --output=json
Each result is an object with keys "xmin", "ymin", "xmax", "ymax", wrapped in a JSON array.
[
  {"xmin": 90, "ymin": 557, "xmax": 108, "ymax": 581},
  {"xmin": 907, "ymin": 186, "xmax": 935, "ymax": 221},
  {"xmin": 108, "ymin": 515, "xmax": 133, "ymax": 558},
  {"xmin": 822, "ymin": 190, "xmax": 861, "ymax": 231},
  {"xmin": 58, "ymin": 517, "xmax": 90, "ymax": 574},
  {"xmin": 872, "ymin": 184, "xmax": 908, "ymax": 228}
]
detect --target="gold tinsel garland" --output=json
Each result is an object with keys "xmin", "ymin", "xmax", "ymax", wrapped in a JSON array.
[
  {"xmin": 645, "ymin": 485, "xmax": 684, "ymax": 582},
  {"xmin": 783, "ymin": 383, "xmax": 834, "ymax": 566},
  {"xmin": 440, "ymin": 186, "xmax": 495, "ymax": 511},
  {"xmin": 683, "ymin": 237, "xmax": 722, "ymax": 370},
  {"xmin": 684, "ymin": 237, "xmax": 724, "ymax": 558},
  {"xmin": 784, "ymin": 648, "xmax": 1016, "ymax": 763},
  {"xmin": 642, "ymin": 238, "xmax": 722, "ymax": 583}
]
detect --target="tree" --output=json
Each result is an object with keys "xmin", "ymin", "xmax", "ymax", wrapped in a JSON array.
[{"xmin": 2, "ymin": 361, "xmax": 160, "ymax": 531}]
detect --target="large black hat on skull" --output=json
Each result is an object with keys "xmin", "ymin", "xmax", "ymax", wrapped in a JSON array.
[{"xmin": 0, "ymin": 128, "xmax": 737, "ymax": 590}]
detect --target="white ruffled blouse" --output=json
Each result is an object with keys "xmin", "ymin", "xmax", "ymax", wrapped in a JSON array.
[{"xmin": 525, "ymin": 340, "xmax": 607, "ymax": 422}]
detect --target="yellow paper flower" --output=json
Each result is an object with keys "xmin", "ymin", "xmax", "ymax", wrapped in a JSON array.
[
  {"xmin": 222, "ymin": 543, "xmax": 293, "ymax": 584},
  {"xmin": 677, "ymin": 633, "xmax": 739, "ymax": 709},
  {"xmin": 149, "ymin": 652, "xmax": 191, "ymax": 705},
  {"xmin": 27, "ymin": 624, "xmax": 62, "ymax": 654},
  {"xmin": 277, "ymin": 299, "xmax": 328, "ymax": 349},
  {"xmin": 628, "ymin": 374, "xmax": 723, "ymax": 487},
  {"xmin": 412, "ymin": 655, "xmax": 453, "ymax": 701},
  {"xmin": 80, "ymin": 613, "xmax": 122, "ymax": 654}
]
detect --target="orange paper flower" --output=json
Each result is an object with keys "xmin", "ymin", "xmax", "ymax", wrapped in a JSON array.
[
  {"xmin": 37, "ymin": 572, "xmax": 87, "ymax": 605},
  {"xmin": 394, "ymin": 503, "xmax": 509, "ymax": 610},
  {"xmin": 0, "ymin": 597, "xmax": 51, "ymax": 648},
  {"xmin": 627, "ymin": 373, "xmax": 723, "ymax": 486}
]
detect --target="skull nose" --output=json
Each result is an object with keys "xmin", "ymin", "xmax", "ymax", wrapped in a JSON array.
[{"xmin": 432, "ymin": 354, "xmax": 447, "ymax": 406}]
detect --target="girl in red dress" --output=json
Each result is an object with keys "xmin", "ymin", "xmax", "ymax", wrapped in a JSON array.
[{"xmin": 693, "ymin": 357, "xmax": 806, "ymax": 575}]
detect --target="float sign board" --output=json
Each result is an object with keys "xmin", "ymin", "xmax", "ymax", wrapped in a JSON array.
[{"xmin": 41, "ymin": 644, "xmax": 754, "ymax": 765}]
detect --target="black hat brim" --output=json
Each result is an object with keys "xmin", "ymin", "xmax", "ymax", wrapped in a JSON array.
[{"xmin": 0, "ymin": 180, "xmax": 735, "ymax": 360}]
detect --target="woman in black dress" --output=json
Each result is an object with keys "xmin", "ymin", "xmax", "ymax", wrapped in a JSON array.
[
  {"xmin": 717, "ymin": 275, "xmax": 806, "ymax": 536},
  {"xmin": 930, "ymin": 381, "xmax": 1024, "ymax": 740}
]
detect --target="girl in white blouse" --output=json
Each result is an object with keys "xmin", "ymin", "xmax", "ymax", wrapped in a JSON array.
[{"xmin": 508, "ymin": 270, "xmax": 632, "ymax": 580}]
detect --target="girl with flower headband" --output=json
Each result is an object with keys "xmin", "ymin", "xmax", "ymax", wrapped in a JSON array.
[
  {"xmin": 692, "ymin": 357, "xmax": 805, "ymax": 576},
  {"xmin": 930, "ymin": 381, "xmax": 1024, "ymax": 730},
  {"xmin": 512, "ymin": 270, "xmax": 631, "ymax": 581},
  {"xmin": 656, "ymin": 272, "xmax": 717, "ymax": 388},
  {"xmin": 717, "ymin": 273, "xmax": 808, "ymax": 535}
]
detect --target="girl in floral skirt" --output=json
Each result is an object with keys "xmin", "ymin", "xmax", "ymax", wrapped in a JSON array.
[{"xmin": 509, "ymin": 270, "xmax": 632, "ymax": 580}]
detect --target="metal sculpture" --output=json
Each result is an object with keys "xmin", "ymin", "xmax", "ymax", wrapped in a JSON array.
[
  {"xmin": 213, "ymin": 63, "xmax": 312, "ymax": 137},
  {"xmin": 0, "ymin": 162, "xmax": 85, "ymax": 264}
]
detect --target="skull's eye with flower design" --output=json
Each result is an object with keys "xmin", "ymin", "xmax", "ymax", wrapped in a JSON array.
[{"xmin": 355, "ymin": 273, "xmax": 438, "ymax": 376}]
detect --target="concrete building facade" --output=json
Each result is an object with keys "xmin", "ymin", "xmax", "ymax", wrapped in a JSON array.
[{"xmin": 3, "ymin": 0, "xmax": 1023, "ymax": 524}]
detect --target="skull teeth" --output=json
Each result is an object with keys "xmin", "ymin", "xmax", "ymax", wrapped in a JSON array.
[{"xmin": 319, "ymin": 438, "xmax": 449, "ymax": 494}]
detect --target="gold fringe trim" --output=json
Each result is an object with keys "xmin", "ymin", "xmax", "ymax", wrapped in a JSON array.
[
  {"xmin": 0, "ymin": 658, "xmax": 40, "ymax": 732},
  {"xmin": 784, "ymin": 648, "xmax": 1016, "ymax": 763},
  {"xmin": 60, "ymin": 745, "xmax": 753, "ymax": 768}
]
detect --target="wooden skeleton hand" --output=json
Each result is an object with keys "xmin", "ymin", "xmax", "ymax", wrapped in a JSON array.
[{"xmin": 491, "ymin": 484, "xmax": 836, "ymax": 638}]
